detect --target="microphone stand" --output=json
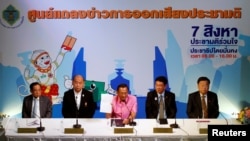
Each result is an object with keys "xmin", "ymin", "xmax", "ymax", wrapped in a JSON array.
[
  {"xmin": 220, "ymin": 112, "xmax": 228, "ymax": 125},
  {"xmin": 170, "ymin": 118, "xmax": 179, "ymax": 128},
  {"xmin": 73, "ymin": 96, "xmax": 81, "ymax": 128},
  {"xmin": 37, "ymin": 119, "xmax": 45, "ymax": 131},
  {"xmin": 73, "ymin": 117, "xmax": 81, "ymax": 128},
  {"xmin": 33, "ymin": 98, "xmax": 45, "ymax": 132},
  {"xmin": 33, "ymin": 112, "xmax": 45, "ymax": 131}
]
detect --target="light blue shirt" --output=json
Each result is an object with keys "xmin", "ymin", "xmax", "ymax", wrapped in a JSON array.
[{"xmin": 32, "ymin": 97, "xmax": 40, "ymax": 118}]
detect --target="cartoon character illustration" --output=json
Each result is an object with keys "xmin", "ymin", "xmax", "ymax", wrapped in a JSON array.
[
  {"xmin": 106, "ymin": 84, "xmax": 116, "ymax": 95},
  {"xmin": 64, "ymin": 75, "xmax": 73, "ymax": 89},
  {"xmin": 24, "ymin": 35, "xmax": 76, "ymax": 103},
  {"xmin": 64, "ymin": 75, "xmax": 106, "ymax": 103}
]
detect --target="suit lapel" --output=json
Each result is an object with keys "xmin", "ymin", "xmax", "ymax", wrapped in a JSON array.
[
  {"xmin": 153, "ymin": 91, "xmax": 159, "ymax": 109},
  {"xmin": 39, "ymin": 97, "xmax": 44, "ymax": 117},
  {"xmin": 164, "ymin": 91, "xmax": 167, "ymax": 103},
  {"xmin": 206, "ymin": 93, "xmax": 210, "ymax": 108},
  {"xmin": 71, "ymin": 91, "xmax": 78, "ymax": 109},
  {"xmin": 196, "ymin": 93, "xmax": 202, "ymax": 110},
  {"xmin": 28, "ymin": 96, "xmax": 33, "ymax": 116},
  {"xmin": 79, "ymin": 89, "xmax": 84, "ymax": 109},
  {"xmin": 164, "ymin": 91, "xmax": 168, "ymax": 111}
]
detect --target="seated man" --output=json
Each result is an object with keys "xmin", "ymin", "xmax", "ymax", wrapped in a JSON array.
[
  {"xmin": 145, "ymin": 76, "xmax": 177, "ymax": 119},
  {"xmin": 186, "ymin": 76, "xmax": 219, "ymax": 118},
  {"xmin": 106, "ymin": 83, "xmax": 137, "ymax": 125},
  {"xmin": 62, "ymin": 74, "xmax": 96, "ymax": 118},
  {"xmin": 22, "ymin": 82, "xmax": 52, "ymax": 118}
]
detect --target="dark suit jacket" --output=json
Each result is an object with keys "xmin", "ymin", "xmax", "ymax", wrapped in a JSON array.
[
  {"xmin": 145, "ymin": 90, "xmax": 177, "ymax": 118},
  {"xmin": 22, "ymin": 95, "xmax": 52, "ymax": 118},
  {"xmin": 62, "ymin": 89, "xmax": 96, "ymax": 118},
  {"xmin": 186, "ymin": 91, "xmax": 219, "ymax": 118}
]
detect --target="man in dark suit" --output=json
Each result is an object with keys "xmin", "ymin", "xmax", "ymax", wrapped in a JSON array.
[
  {"xmin": 22, "ymin": 82, "xmax": 52, "ymax": 118},
  {"xmin": 145, "ymin": 76, "xmax": 177, "ymax": 119},
  {"xmin": 62, "ymin": 74, "xmax": 96, "ymax": 118},
  {"xmin": 186, "ymin": 76, "xmax": 219, "ymax": 118}
]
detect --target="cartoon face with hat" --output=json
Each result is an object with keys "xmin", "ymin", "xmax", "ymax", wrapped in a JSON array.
[{"xmin": 31, "ymin": 50, "xmax": 51, "ymax": 72}]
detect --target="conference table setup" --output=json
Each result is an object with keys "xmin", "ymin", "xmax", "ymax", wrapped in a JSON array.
[{"xmin": 1, "ymin": 118, "xmax": 241, "ymax": 141}]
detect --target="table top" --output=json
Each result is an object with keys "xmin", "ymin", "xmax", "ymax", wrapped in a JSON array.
[{"xmin": 2, "ymin": 118, "xmax": 241, "ymax": 139}]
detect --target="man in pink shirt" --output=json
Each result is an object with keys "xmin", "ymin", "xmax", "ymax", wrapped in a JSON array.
[{"xmin": 106, "ymin": 83, "xmax": 137, "ymax": 125}]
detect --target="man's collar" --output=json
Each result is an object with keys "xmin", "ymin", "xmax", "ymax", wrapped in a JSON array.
[
  {"xmin": 74, "ymin": 89, "xmax": 82, "ymax": 95},
  {"xmin": 118, "ymin": 96, "xmax": 128, "ymax": 103},
  {"xmin": 33, "ymin": 96, "xmax": 39, "ymax": 100},
  {"xmin": 199, "ymin": 93, "xmax": 207, "ymax": 97},
  {"xmin": 157, "ymin": 92, "xmax": 164, "ymax": 97}
]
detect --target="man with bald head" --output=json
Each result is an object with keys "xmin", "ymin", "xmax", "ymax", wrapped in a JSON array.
[{"xmin": 62, "ymin": 75, "xmax": 96, "ymax": 118}]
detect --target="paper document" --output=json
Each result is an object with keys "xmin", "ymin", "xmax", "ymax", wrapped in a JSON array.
[{"xmin": 100, "ymin": 94, "xmax": 113, "ymax": 113}]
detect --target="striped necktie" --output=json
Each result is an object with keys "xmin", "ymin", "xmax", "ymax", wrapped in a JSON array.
[
  {"xmin": 159, "ymin": 95, "xmax": 164, "ymax": 119},
  {"xmin": 201, "ymin": 95, "xmax": 208, "ymax": 118}
]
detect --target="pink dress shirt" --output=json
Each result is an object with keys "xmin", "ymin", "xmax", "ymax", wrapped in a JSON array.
[{"xmin": 111, "ymin": 95, "xmax": 137, "ymax": 119}]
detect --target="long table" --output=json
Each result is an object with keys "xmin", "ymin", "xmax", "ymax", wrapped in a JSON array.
[{"xmin": 2, "ymin": 118, "xmax": 241, "ymax": 141}]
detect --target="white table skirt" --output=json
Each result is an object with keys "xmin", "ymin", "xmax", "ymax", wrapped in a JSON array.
[{"xmin": 2, "ymin": 118, "xmax": 240, "ymax": 141}]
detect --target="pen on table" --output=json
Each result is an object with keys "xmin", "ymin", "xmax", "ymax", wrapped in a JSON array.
[{"xmin": 196, "ymin": 120, "xmax": 210, "ymax": 122}]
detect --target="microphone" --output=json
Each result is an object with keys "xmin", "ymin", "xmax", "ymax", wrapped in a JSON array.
[
  {"xmin": 32, "ymin": 108, "xmax": 45, "ymax": 131},
  {"xmin": 220, "ymin": 112, "xmax": 228, "ymax": 125},
  {"xmin": 32, "ymin": 98, "xmax": 45, "ymax": 132},
  {"xmin": 37, "ymin": 118, "xmax": 45, "ymax": 132},
  {"xmin": 123, "ymin": 100, "xmax": 136, "ymax": 126},
  {"xmin": 170, "ymin": 117, "xmax": 179, "ymax": 128},
  {"xmin": 73, "ymin": 96, "xmax": 81, "ymax": 128}
]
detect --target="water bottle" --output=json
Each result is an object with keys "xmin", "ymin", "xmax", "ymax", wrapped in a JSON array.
[
  {"xmin": 60, "ymin": 120, "xmax": 64, "ymax": 133},
  {"xmin": 111, "ymin": 119, "xmax": 116, "ymax": 127}
]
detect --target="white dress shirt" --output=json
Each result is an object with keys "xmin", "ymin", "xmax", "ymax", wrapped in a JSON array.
[
  {"xmin": 74, "ymin": 90, "xmax": 82, "ymax": 109},
  {"xmin": 32, "ymin": 97, "xmax": 40, "ymax": 118}
]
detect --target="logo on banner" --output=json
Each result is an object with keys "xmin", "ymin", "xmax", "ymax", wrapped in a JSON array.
[{"xmin": 0, "ymin": 5, "xmax": 24, "ymax": 29}]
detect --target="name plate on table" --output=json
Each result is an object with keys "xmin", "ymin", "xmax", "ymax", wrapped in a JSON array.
[
  {"xmin": 17, "ymin": 128, "xmax": 37, "ymax": 133},
  {"xmin": 199, "ymin": 128, "xmax": 208, "ymax": 134},
  {"xmin": 114, "ymin": 128, "xmax": 133, "ymax": 134},
  {"xmin": 64, "ymin": 128, "xmax": 84, "ymax": 134},
  {"xmin": 153, "ymin": 127, "xmax": 173, "ymax": 133}
]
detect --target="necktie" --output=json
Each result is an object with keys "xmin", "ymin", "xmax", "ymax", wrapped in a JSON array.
[
  {"xmin": 76, "ymin": 96, "xmax": 80, "ymax": 109},
  {"xmin": 33, "ymin": 98, "xmax": 40, "ymax": 118},
  {"xmin": 201, "ymin": 95, "xmax": 208, "ymax": 118},
  {"xmin": 159, "ymin": 95, "xmax": 164, "ymax": 119}
]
